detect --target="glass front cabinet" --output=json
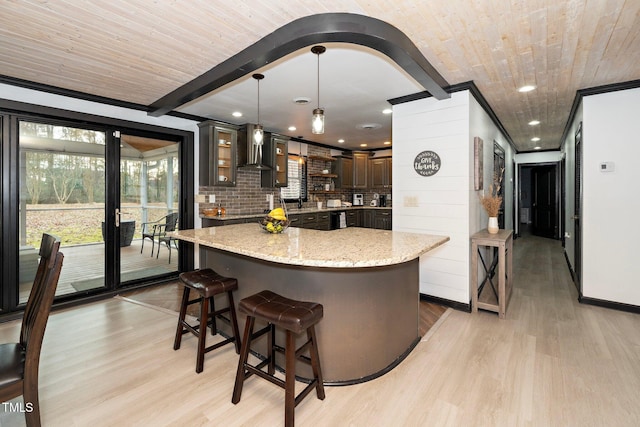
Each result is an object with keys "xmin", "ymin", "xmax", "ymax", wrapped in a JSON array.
[
  {"xmin": 198, "ymin": 121, "xmax": 238, "ymax": 186},
  {"xmin": 261, "ymin": 134, "xmax": 289, "ymax": 187}
]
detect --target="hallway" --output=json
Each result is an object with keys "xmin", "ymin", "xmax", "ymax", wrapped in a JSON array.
[{"xmin": 1, "ymin": 232, "xmax": 639, "ymax": 426}]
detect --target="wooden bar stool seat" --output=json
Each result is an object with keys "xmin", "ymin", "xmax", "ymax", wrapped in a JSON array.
[
  {"xmin": 173, "ymin": 268, "xmax": 241, "ymax": 373},
  {"xmin": 232, "ymin": 290, "xmax": 325, "ymax": 427}
]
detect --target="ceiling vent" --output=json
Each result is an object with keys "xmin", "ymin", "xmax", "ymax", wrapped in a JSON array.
[{"xmin": 357, "ymin": 123, "xmax": 382, "ymax": 130}]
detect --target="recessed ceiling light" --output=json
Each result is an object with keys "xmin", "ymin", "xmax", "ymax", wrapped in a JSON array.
[
  {"xmin": 531, "ymin": 137, "xmax": 540, "ymax": 142},
  {"xmin": 293, "ymin": 97, "xmax": 311, "ymax": 105},
  {"xmin": 518, "ymin": 85, "xmax": 536, "ymax": 93},
  {"xmin": 360, "ymin": 143, "xmax": 368, "ymax": 147},
  {"xmin": 528, "ymin": 120, "xmax": 540, "ymax": 126},
  {"xmin": 534, "ymin": 146, "xmax": 542, "ymax": 150},
  {"xmin": 288, "ymin": 126, "xmax": 297, "ymax": 131},
  {"xmin": 382, "ymin": 108, "xmax": 392, "ymax": 115},
  {"xmin": 232, "ymin": 111, "xmax": 243, "ymax": 117},
  {"xmin": 383, "ymin": 141, "xmax": 391, "ymax": 145},
  {"xmin": 338, "ymin": 139, "xmax": 345, "ymax": 143}
]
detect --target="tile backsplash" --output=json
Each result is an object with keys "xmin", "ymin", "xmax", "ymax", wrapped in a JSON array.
[{"xmin": 198, "ymin": 145, "xmax": 390, "ymax": 215}]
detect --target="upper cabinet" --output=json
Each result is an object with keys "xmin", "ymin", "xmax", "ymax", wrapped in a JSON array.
[
  {"xmin": 332, "ymin": 156, "xmax": 353, "ymax": 188},
  {"xmin": 353, "ymin": 152, "xmax": 369, "ymax": 189},
  {"xmin": 369, "ymin": 157, "xmax": 392, "ymax": 188},
  {"xmin": 332, "ymin": 152, "xmax": 374, "ymax": 189},
  {"xmin": 198, "ymin": 121, "xmax": 238, "ymax": 186},
  {"xmin": 261, "ymin": 134, "xmax": 289, "ymax": 187}
]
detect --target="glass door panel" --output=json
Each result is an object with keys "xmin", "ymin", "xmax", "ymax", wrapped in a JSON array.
[
  {"xmin": 18, "ymin": 121, "xmax": 106, "ymax": 303},
  {"xmin": 216, "ymin": 128, "xmax": 233, "ymax": 183},
  {"xmin": 119, "ymin": 134, "xmax": 179, "ymax": 283}
]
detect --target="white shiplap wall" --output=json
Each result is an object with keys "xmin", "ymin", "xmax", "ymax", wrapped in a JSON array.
[
  {"xmin": 393, "ymin": 90, "xmax": 512, "ymax": 304},
  {"xmin": 393, "ymin": 91, "xmax": 471, "ymax": 303}
]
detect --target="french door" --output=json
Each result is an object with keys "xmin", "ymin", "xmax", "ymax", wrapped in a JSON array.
[{"xmin": 6, "ymin": 117, "xmax": 187, "ymax": 308}]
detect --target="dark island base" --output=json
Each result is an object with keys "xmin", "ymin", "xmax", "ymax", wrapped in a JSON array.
[{"xmin": 202, "ymin": 247, "xmax": 420, "ymax": 385}]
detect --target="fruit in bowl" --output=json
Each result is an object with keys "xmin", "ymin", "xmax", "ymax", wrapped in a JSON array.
[{"xmin": 259, "ymin": 207, "xmax": 289, "ymax": 234}]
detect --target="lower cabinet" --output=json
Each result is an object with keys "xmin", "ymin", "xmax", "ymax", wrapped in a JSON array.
[
  {"xmin": 202, "ymin": 208, "xmax": 389, "ymax": 230},
  {"xmin": 287, "ymin": 213, "xmax": 301, "ymax": 227},
  {"xmin": 317, "ymin": 212, "xmax": 331, "ymax": 230},
  {"xmin": 203, "ymin": 217, "xmax": 249, "ymax": 227},
  {"xmin": 360, "ymin": 209, "xmax": 392, "ymax": 230},
  {"xmin": 346, "ymin": 210, "xmax": 360, "ymax": 227},
  {"xmin": 373, "ymin": 210, "xmax": 392, "ymax": 230},
  {"xmin": 299, "ymin": 212, "xmax": 331, "ymax": 230}
]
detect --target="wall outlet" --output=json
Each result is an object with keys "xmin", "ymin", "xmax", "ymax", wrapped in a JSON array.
[
  {"xmin": 403, "ymin": 196, "xmax": 418, "ymax": 207},
  {"xmin": 209, "ymin": 194, "xmax": 216, "ymax": 203}
]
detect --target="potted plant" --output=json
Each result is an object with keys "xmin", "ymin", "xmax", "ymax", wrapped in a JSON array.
[{"xmin": 480, "ymin": 168, "xmax": 504, "ymax": 234}]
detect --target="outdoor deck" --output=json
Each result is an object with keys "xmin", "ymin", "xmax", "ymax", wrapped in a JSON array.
[{"xmin": 19, "ymin": 237, "xmax": 178, "ymax": 303}]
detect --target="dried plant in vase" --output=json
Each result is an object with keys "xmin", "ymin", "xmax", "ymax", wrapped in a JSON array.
[{"xmin": 480, "ymin": 168, "xmax": 504, "ymax": 233}]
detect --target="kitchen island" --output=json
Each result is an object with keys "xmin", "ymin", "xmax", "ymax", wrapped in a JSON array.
[{"xmin": 170, "ymin": 224, "xmax": 449, "ymax": 384}]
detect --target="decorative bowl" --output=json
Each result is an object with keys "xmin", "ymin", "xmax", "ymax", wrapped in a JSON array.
[
  {"xmin": 202, "ymin": 208, "xmax": 217, "ymax": 217},
  {"xmin": 259, "ymin": 217, "xmax": 289, "ymax": 234}
]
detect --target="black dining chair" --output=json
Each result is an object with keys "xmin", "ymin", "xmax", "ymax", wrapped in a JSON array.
[
  {"xmin": 140, "ymin": 212, "xmax": 179, "ymax": 257},
  {"xmin": 0, "ymin": 233, "xmax": 64, "ymax": 427}
]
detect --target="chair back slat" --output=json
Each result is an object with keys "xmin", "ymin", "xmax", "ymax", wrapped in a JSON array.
[
  {"xmin": 165, "ymin": 212, "xmax": 179, "ymax": 232},
  {"xmin": 20, "ymin": 234, "xmax": 63, "ymax": 349}
]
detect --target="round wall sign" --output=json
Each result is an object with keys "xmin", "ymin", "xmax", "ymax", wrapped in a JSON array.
[{"xmin": 414, "ymin": 151, "xmax": 441, "ymax": 176}]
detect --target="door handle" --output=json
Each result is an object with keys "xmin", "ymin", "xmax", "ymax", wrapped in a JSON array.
[
  {"xmin": 572, "ymin": 215, "xmax": 579, "ymax": 220},
  {"xmin": 115, "ymin": 208, "xmax": 121, "ymax": 227}
]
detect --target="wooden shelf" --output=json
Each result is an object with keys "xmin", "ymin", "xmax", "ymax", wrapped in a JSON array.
[
  {"xmin": 308, "ymin": 155, "xmax": 336, "ymax": 162},
  {"xmin": 309, "ymin": 173, "xmax": 338, "ymax": 178}
]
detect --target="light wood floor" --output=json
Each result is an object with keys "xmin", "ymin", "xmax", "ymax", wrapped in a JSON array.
[{"xmin": 2, "ymin": 234, "xmax": 640, "ymax": 426}]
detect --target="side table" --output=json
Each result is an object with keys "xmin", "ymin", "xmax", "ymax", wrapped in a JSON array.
[{"xmin": 470, "ymin": 229, "xmax": 513, "ymax": 318}]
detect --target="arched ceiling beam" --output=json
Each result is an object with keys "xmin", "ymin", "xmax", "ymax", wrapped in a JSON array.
[{"xmin": 148, "ymin": 12, "xmax": 449, "ymax": 117}]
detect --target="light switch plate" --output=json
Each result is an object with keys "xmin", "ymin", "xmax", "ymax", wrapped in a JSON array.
[
  {"xmin": 209, "ymin": 194, "xmax": 216, "ymax": 203},
  {"xmin": 600, "ymin": 162, "xmax": 615, "ymax": 172},
  {"xmin": 195, "ymin": 194, "xmax": 206, "ymax": 203}
]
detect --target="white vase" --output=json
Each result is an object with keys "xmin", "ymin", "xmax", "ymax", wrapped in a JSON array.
[{"xmin": 488, "ymin": 217, "xmax": 499, "ymax": 234}]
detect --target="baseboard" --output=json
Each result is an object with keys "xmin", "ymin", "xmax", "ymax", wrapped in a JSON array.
[
  {"xmin": 420, "ymin": 293, "xmax": 471, "ymax": 313},
  {"xmin": 579, "ymin": 296, "xmax": 640, "ymax": 314}
]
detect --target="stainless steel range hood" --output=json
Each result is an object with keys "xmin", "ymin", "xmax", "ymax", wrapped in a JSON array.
[{"xmin": 238, "ymin": 124, "xmax": 271, "ymax": 170}]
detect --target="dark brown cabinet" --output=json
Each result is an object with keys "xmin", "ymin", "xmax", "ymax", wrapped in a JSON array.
[
  {"xmin": 361, "ymin": 209, "xmax": 391, "ymax": 229},
  {"xmin": 370, "ymin": 157, "xmax": 392, "ymax": 188},
  {"xmin": 346, "ymin": 210, "xmax": 361, "ymax": 227},
  {"xmin": 373, "ymin": 210, "xmax": 392, "ymax": 230},
  {"xmin": 332, "ymin": 156, "xmax": 353, "ymax": 188},
  {"xmin": 297, "ymin": 211, "xmax": 331, "ymax": 230},
  {"xmin": 261, "ymin": 134, "xmax": 289, "ymax": 187},
  {"xmin": 332, "ymin": 152, "xmax": 368, "ymax": 189},
  {"xmin": 353, "ymin": 152, "xmax": 369, "ymax": 189},
  {"xmin": 198, "ymin": 121, "xmax": 238, "ymax": 187}
]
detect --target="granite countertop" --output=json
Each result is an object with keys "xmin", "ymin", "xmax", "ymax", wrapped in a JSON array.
[
  {"xmin": 201, "ymin": 206, "xmax": 392, "ymax": 221},
  {"xmin": 170, "ymin": 223, "xmax": 449, "ymax": 268}
]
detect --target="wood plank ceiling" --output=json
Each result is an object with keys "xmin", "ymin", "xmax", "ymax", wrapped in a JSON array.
[{"xmin": 1, "ymin": 0, "xmax": 639, "ymax": 152}]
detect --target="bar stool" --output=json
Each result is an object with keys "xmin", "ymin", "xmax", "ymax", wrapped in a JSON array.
[
  {"xmin": 232, "ymin": 290, "xmax": 325, "ymax": 427},
  {"xmin": 173, "ymin": 268, "xmax": 241, "ymax": 373}
]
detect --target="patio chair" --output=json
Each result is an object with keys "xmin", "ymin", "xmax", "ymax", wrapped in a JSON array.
[
  {"xmin": 157, "ymin": 232, "xmax": 179, "ymax": 264},
  {"xmin": 0, "ymin": 233, "xmax": 64, "ymax": 427},
  {"xmin": 140, "ymin": 212, "xmax": 179, "ymax": 257}
]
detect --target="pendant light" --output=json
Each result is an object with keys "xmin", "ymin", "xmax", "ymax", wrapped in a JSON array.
[
  {"xmin": 252, "ymin": 73, "xmax": 264, "ymax": 162},
  {"xmin": 311, "ymin": 45, "xmax": 326, "ymax": 134},
  {"xmin": 298, "ymin": 142, "xmax": 304, "ymax": 164}
]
